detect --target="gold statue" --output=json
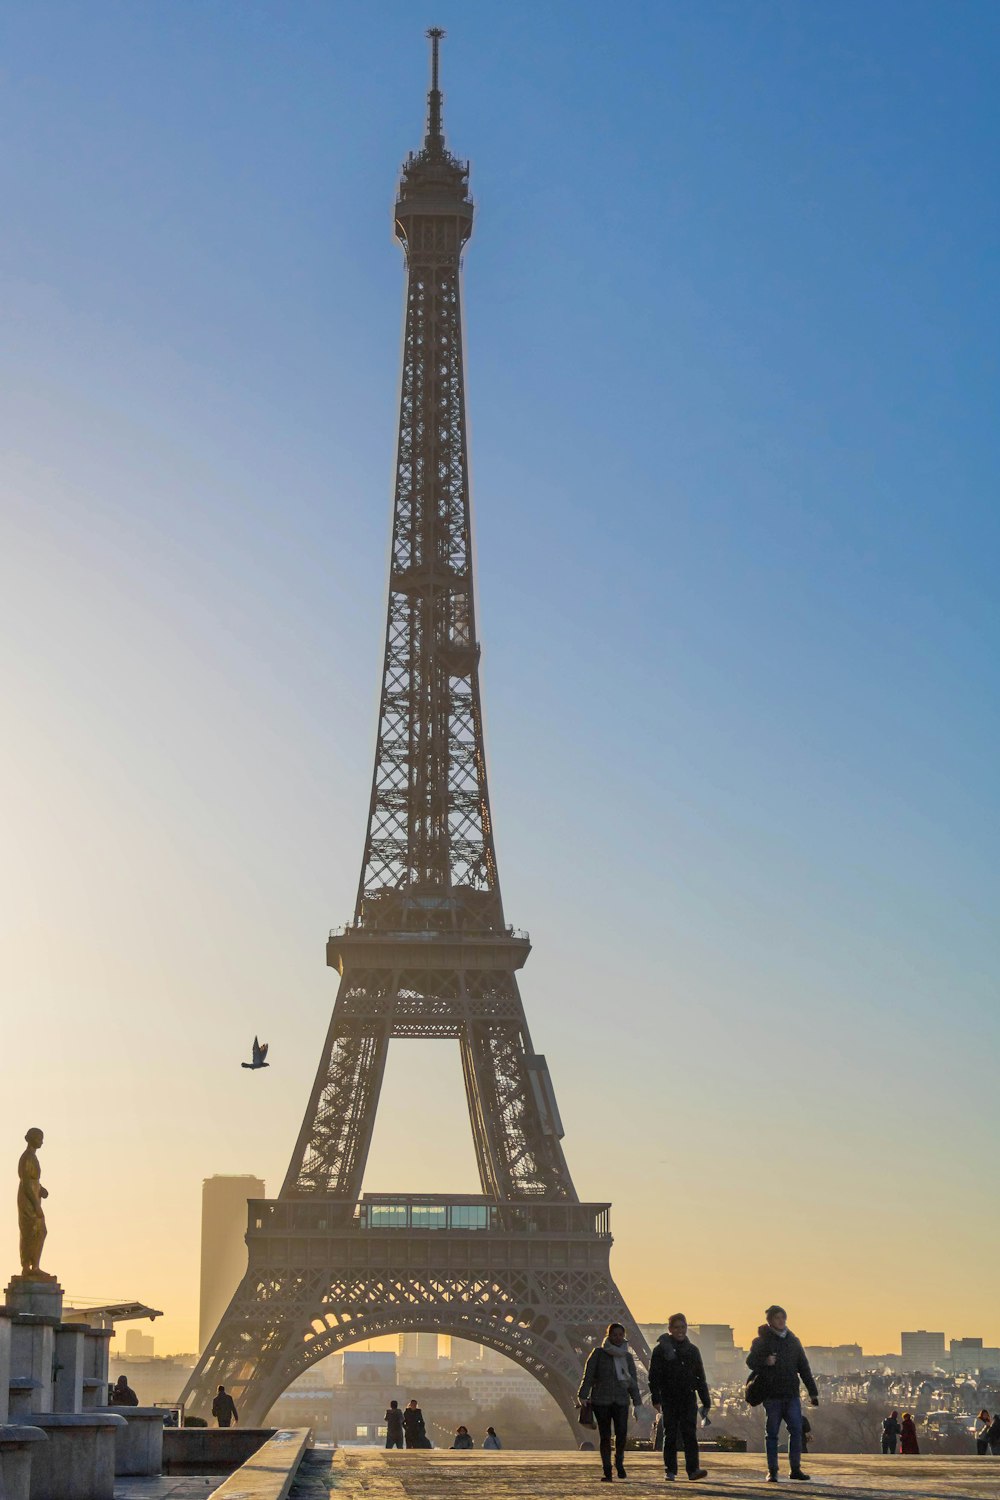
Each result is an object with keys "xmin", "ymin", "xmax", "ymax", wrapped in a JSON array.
[{"xmin": 17, "ymin": 1128, "xmax": 54, "ymax": 1280}]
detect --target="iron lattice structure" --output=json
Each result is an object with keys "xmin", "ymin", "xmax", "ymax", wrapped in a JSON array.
[{"xmin": 181, "ymin": 32, "xmax": 647, "ymax": 1428}]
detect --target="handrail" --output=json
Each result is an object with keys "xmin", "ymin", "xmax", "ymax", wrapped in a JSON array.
[{"xmin": 329, "ymin": 924, "xmax": 529, "ymax": 940}]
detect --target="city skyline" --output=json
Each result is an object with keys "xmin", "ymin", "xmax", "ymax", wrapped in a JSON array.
[{"xmin": 2, "ymin": 1, "xmax": 998, "ymax": 1363}]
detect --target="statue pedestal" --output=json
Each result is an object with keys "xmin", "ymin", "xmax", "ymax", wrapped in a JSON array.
[
  {"xmin": 0, "ymin": 1424, "xmax": 48, "ymax": 1500},
  {"xmin": 4, "ymin": 1279, "xmax": 63, "ymax": 1323},
  {"xmin": 112, "ymin": 1408, "xmax": 164, "ymax": 1476},
  {"xmin": 0, "ymin": 1310, "xmax": 11, "ymax": 1422},
  {"xmin": 81, "ymin": 1328, "xmax": 113, "ymax": 1410},
  {"xmin": 24, "ymin": 1412, "xmax": 125, "ymax": 1500},
  {"xmin": 8, "ymin": 1326, "xmax": 53, "ymax": 1418},
  {"xmin": 53, "ymin": 1324, "xmax": 86, "ymax": 1413}
]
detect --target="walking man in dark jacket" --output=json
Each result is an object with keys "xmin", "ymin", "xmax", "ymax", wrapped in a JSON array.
[
  {"xmin": 211, "ymin": 1384, "xmax": 239, "ymax": 1428},
  {"xmin": 385, "ymin": 1399, "xmax": 405, "ymax": 1449},
  {"xmin": 649, "ymin": 1314, "xmax": 710, "ymax": 1481},
  {"xmin": 881, "ymin": 1411, "xmax": 901, "ymax": 1454},
  {"xmin": 746, "ymin": 1305, "xmax": 818, "ymax": 1482}
]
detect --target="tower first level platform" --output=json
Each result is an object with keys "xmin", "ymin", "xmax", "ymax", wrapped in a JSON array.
[{"xmin": 186, "ymin": 1194, "xmax": 637, "ymax": 1428}]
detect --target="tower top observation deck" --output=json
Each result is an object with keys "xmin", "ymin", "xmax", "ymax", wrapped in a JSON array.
[{"xmin": 396, "ymin": 28, "xmax": 472, "ymax": 238}]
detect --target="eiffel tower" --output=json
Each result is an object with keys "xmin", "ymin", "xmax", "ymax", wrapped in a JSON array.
[{"xmin": 181, "ymin": 30, "xmax": 648, "ymax": 1429}]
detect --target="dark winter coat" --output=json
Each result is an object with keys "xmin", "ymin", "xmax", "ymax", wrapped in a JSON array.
[
  {"xmin": 648, "ymin": 1335, "xmax": 710, "ymax": 1409},
  {"xmin": 900, "ymin": 1415, "xmax": 919, "ymax": 1454},
  {"xmin": 403, "ymin": 1406, "xmax": 427, "ymax": 1446},
  {"xmin": 746, "ymin": 1325, "xmax": 818, "ymax": 1402},
  {"xmin": 985, "ymin": 1416, "xmax": 1000, "ymax": 1454},
  {"xmin": 211, "ymin": 1390, "xmax": 238, "ymax": 1424},
  {"xmin": 385, "ymin": 1406, "xmax": 405, "ymax": 1440},
  {"xmin": 578, "ymin": 1343, "xmax": 642, "ymax": 1407},
  {"xmin": 882, "ymin": 1415, "xmax": 901, "ymax": 1441}
]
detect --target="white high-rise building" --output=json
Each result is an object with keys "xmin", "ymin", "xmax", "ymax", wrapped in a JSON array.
[
  {"xmin": 199, "ymin": 1174, "xmax": 266, "ymax": 1354},
  {"xmin": 397, "ymin": 1333, "xmax": 439, "ymax": 1367}
]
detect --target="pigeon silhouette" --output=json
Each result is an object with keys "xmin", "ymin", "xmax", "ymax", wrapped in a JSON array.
[{"xmin": 242, "ymin": 1036, "xmax": 269, "ymax": 1070}]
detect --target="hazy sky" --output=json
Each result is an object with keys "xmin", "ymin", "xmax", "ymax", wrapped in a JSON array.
[{"xmin": 2, "ymin": 0, "xmax": 998, "ymax": 1361}]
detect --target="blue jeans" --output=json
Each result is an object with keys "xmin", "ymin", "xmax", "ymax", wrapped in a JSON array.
[{"xmin": 764, "ymin": 1396, "xmax": 803, "ymax": 1473}]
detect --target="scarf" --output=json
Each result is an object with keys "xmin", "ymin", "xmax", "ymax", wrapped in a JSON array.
[{"xmin": 602, "ymin": 1337, "xmax": 631, "ymax": 1387}]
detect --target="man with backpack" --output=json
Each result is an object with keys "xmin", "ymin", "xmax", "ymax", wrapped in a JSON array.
[
  {"xmin": 746, "ymin": 1305, "xmax": 818, "ymax": 1482},
  {"xmin": 648, "ymin": 1313, "xmax": 710, "ymax": 1481}
]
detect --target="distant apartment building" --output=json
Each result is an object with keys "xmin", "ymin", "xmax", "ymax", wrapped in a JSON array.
[
  {"xmin": 450, "ymin": 1337, "xmax": 483, "ymax": 1364},
  {"xmin": 288, "ymin": 1364, "xmax": 334, "ymax": 1391},
  {"xmin": 950, "ymin": 1338, "xmax": 1000, "ymax": 1375},
  {"xmin": 398, "ymin": 1333, "xmax": 440, "ymax": 1369},
  {"xmin": 900, "ymin": 1331, "xmax": 945, "ymax": 1371},
  {"xmin": 344, "ymin": 1351, "xmax": 398, "ymax": 1385},
  {"xmin": 950, "ymin": 1337, "xmax": 983, "ymax": 1373},
  {"xmin": 269, "ymin": 1384, "xmax": 336, "ymax": 1437},
  {"xmin": 124, "ymin": 1328, "xmax": 155, "ymax": 1358},
  {"xmin": 689, "ymin": 1325, "xmax": 746, "ymax": 1385},
  {"xmin": 199, "ymin": 1174, "xmax": 266, "ymax": 1353},
  {"xmin": 448, "ymin": 1337, "xmax": 508, "ymax": 1373},
  {"xmin": 860, "ymin": 1352, "xmax": 902, "ymax": 1373},
  {"xmin": 459, "ymin": 1366, "xmax": 551, "ymax": 1412},
  {"xmin": 803, "ymin": 1344, "xmax": 863, "ymax": 1377}
]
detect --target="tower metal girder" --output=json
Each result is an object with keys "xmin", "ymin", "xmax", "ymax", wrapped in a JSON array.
[{"xmin": 182, "ymin": 32, "xmax": 648, "ymax": 1431}]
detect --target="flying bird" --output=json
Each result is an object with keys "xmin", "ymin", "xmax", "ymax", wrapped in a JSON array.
[{"xmin": 242, "ymin": 1036, "xmax": 269, "ymax": 1070}]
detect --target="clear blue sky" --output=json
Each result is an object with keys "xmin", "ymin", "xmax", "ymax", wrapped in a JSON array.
[{"xmin": 1, "ymin": 1, "xmax": 997, "ymax": 1353}]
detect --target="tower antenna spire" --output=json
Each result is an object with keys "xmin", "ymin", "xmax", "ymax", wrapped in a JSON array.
[{"xmin": 425, "ymin": 26, "xmax": 446, "ymax": 151}]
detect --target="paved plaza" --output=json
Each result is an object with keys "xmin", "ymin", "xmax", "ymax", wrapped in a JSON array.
[
  {"xmin": 322, "ymin": 1451, "xmax": 1000, "ymax": 1499},
  {"xmin": 114, "ymin": 1450, "xmax": 1000, "ymax": 1500}
]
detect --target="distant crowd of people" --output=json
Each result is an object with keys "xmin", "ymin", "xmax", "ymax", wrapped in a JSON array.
[
  {"xmin": 880, "ymin": 1404, "xmax": 1000, "ymax": 1458},
  {"xmin": 879, "ymin": 1410, "xmax": 919, "ymax": 1454},
  {"xmin": 382, "ymin": 1398, "xmax": 501, "ymax": 1451}
]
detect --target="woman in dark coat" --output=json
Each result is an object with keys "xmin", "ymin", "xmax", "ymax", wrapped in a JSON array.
[
  {"xmin": 975, "ymin": 1410, "xmax": 991, "ymax": 1456},
  {"xmin": 577, "ymin": 1322, "xmax": 643, "ymax": 1482},
  {"xmin": 899, "ymin": 1413, "xmax": 919, "ymax": 1455},
  {"xmin": 403, "ymin": 1398, "xmax": 427, "ymax": 1449}
]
